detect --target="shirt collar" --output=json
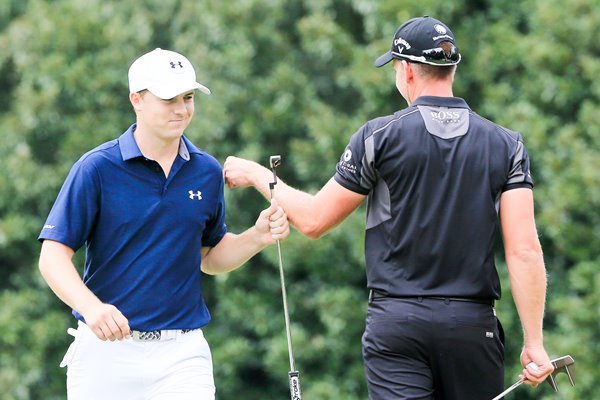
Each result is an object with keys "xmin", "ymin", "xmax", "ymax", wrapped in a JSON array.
[
  {"xmin": 180, "ymin": 135, "xmax": 202, "ymax": 161},
  {"xmin": 411, "ymin": 96, "xmax": 470, "ymax": 109},
  {"xmin": 119, "ymin": 124, "xmax": 143, "ymax": 161},
  {"xmin": 119, "ymin": 123, "xmax": 202, "ymax": 162}
]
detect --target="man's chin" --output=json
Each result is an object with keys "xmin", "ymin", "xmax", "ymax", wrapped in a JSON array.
[{"xmin": 167, "ymin": 122, "xmax": 189, "ymax": 135}]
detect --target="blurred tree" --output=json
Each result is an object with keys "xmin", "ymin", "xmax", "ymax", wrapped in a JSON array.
[{"xmin": 0, "ymin": 0, "xmax": 597, "ymax": 398}]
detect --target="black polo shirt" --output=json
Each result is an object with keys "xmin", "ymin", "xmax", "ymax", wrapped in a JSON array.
[{"xmin": 334, "ymin": 96, "xmax": 533, "ymax": 300}]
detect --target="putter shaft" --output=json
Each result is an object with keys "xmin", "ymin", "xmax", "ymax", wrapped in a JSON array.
[
  {"xmin": 275, "ymin": 235, "xmax": 296, "ymax": 372},
  {"xmin": 491, "ymin": 378, "xmax": 524, "ymax": 400},
  {"xmin": 269, "ymin": 157, "xmax": 302, "ymax": 400}
]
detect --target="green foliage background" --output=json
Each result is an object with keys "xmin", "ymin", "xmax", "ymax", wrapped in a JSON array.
[{"xmin": 1, "ymin": 0, "xmax": 598, "ymax": 399}]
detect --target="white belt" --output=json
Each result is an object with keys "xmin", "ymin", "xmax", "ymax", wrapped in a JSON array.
[{"xmin": 131, "ymin": 328, "xmax": 198, "ymax": 341}]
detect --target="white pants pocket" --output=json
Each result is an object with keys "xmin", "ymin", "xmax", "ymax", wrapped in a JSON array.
[{"xmin": 59, "ymin": 327, "xmax": 80, "ymax": 368}]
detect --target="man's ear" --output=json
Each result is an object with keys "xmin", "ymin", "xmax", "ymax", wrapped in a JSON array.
[
  {"xmin": 403, "ymin": 61, "xmax": 414, "ymax": 82},
  {"xmin": 129, "ymin": 92, "xmax": 142, "ymax": 111}
]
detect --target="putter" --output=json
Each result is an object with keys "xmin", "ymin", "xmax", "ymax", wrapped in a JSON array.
[
  {"xmin": 491, "ymin": 355, "xmax": 575, "ymax": 400},
  {"xmin": 269, "ymin": 155, "xmax": 302, "ymax": 400}
]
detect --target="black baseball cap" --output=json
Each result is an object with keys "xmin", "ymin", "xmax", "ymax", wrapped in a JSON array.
[{"xmin": 374, "ymin": 16, "xmax": 461, "ymax": 67}]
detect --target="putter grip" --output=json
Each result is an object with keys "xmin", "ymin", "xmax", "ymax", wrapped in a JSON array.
[
  {"xmin": 289, "ymin": 371, "xmax": 302, "ymax": 400},
  {"xmin": 527, "ymin": 361, "xmax": 540, "ymax": 371}
]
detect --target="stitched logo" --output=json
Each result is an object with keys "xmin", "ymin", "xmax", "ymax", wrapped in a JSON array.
[
  {"xmin": 434, "ymin": 24, "xmax": 447, "ymax": 35},
  {"xmin": 339, "ymin": 148, "xmax": 357, "ymax": 175},
  {"xmin": 188, "ymin": 190, "xmax": 202, "ymax": 200},
  {"xmin": 343, "ymin": 149, "xmax": 352, "ymax": 162}
]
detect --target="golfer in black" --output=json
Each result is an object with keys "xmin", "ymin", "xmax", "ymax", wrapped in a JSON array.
[{"xmin": 224, "ymin": 16, "xmax": 554, "ymax": 399}]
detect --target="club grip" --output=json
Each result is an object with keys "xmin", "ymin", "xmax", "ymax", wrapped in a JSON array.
[{"xmin": 289, "ymin": 371, "xmax": 302, "ymax": 400}]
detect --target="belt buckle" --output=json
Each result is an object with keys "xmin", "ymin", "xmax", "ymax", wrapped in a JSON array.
[{"xmin": 160, "ymin": 330, "xmax": 179, "ymax": 340}]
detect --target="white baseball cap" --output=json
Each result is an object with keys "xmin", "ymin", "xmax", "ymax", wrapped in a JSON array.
[{"xmin": 128, "ymin": 48, "xmax": 211, "ymax": 99}]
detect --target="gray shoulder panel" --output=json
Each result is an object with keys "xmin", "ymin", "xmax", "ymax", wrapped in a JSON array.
[{"xmin": 417, "ymin": 105, "xmax": 469, "ymax": 139}]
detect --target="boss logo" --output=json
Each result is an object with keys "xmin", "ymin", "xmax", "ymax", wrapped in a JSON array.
[{"xmin": 431, "ymin": 111, "xmax": 460, "ymax": 120}]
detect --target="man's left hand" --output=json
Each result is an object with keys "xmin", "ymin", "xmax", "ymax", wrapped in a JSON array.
[{"xmin": 255, "ymin": 198, "xmax": 290, "ymax": 244}]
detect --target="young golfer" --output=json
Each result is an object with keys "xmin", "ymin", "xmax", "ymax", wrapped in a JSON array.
[{"xmin": 38, "ymin": 48, "xmax": 289, "ymax": 399}]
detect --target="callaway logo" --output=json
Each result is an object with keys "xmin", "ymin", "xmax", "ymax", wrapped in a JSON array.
[
  {"xmin": 394, "ymin": 37, "xmax": 411, "ymax": 52},
  {"xmin": 188, "ymin": 190, "xmax": 202, "ymax": 200}
]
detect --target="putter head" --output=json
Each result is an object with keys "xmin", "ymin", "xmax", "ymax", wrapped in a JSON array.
[
  {"xmin": 547, "ymin": 355, "xmax": 575, "ymax": 392},
  {"xmin": 270, "ymin": 155, "xmax": 282, "ymax": 169},
  {"xmin": 269, "ymin": 155, "xmax": 281, "ymax": 192}
]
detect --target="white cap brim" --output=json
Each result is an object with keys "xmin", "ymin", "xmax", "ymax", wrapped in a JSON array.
[{"xmin": 146, "ymin": 81, "xmax": 211, "ymax": 99}]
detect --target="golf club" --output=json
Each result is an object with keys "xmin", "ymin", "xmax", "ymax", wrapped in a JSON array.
[
  {"xmin": 491, "ymin": 355, "xmax": 576, "ymax": 400},
  {"xmin": 269, "ymin": 155, "xmax": 302, "ymax": 400}
]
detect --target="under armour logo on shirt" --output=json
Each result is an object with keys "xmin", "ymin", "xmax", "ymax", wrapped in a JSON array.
[
  {"xmin": 189, "ymin": 190, "xmax": 202, "ymax": 200},
  {"xmin": 170, "ymin": 61, "xmax": 184, "ymax": 69}
]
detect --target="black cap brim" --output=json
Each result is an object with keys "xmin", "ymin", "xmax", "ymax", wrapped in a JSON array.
[{"xmin": 374, "ymin": 51, "xmax": 394, "ymax": 67}]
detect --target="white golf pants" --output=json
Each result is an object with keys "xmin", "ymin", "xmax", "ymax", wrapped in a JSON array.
[{"xmin": 60, "ymin": 321, "xmax": 215, "ymax": 400}]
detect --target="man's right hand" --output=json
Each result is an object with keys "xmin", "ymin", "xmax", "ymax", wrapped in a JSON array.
[
  {"xmin": 81, "ymin": 302, "xmax": 130, "ymax": 341},
  {"xmin": 519, "ymin": 346, "xmax": 554, "ymax": 387},
  {"xmin": 223, "ymin": 156, "xmax": 270, "ymax": 190}
]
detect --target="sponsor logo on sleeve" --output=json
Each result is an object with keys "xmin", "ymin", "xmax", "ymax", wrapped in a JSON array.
[{"xmin": 339, "ymin": 148, "xmax": 357, "ymax": 174}]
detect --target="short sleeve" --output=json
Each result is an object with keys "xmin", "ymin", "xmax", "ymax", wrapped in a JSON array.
[
  {"xmin": 201, "ymin": 174, "xmax": 227, "ymax": 247},
  {"xmin": 503, "ymin": 134, "xmax": 534, "ymax": 192},
  {"xmin": 334, "ymin": 123, "xmax": 375, "ymax": 195},
  {"xmin": 38, "ymin": 158, "xmax": 101, "ymax": 251}
]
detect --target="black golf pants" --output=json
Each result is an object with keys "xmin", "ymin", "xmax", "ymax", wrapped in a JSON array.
[{"xmin": 362, "ymin": 297, "xmax": 504, "ymax": 400}]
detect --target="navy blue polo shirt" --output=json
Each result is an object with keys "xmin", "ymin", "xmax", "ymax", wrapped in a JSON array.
[
  {"xmin": 39, "ymin": 124, "xmax": 227, "ymax": 331},
  {"xmin": 335, "ymin": 96, "xmax": 533, "ymax": 300}
]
